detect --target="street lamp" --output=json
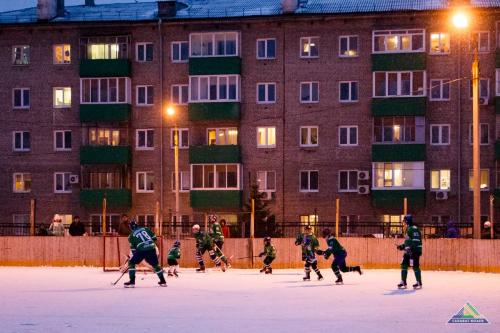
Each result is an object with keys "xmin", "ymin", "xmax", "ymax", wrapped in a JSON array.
[
  {"xmin": 453, "ymin": 10, "xmax": 481, "ymax": 239},
  {"xmin": 166, "ymin": 105, "xmax": 180, "ymax": 238}
]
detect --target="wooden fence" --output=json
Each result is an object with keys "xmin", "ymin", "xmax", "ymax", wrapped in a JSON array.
[{"xmin": 1, "ymin": 237, "xmax": 499, "ymax": 273}]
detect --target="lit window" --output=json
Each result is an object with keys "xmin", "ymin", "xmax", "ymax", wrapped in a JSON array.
[
  {"xmin": 373, "ymin": 29, "xmax": 424, "ymax": 53},
  {"xmin": 207, "ymin": 128, "xmax": 238, "ymax": 145},
  {"xmin": 468, "ymin": 169, "xmax": 489, "ymax": 190},
  {"xmin": 53, "ymin": 87, "xmax": 72, "ymax": 107},
  {"xmin": 429, "ymin": 33, "xmax": 450, "ymax": 54},
  {"xmin": 300, "ymin": 37, "xmax": 319, "ymax": 58},
  {"xmin": 257, "ymin": 127, "xmax": 276, "ymax": 148},
  {"xmin": 339, "ymin": 36, "xmax": 358, "ymax": 57},
  {"xmin": 89, "ymin": 128, "xmax": 122, "ymax": 146},
  {"xmin": 13, "ymin": 173, "xmax": 31, "ymax": 193},
  {"xmin": 53, "ymin": 44, "xmax": 71, "ymax": 64},
  {"xmin": 373, "ymin": 162, "xmax": 425, "ymax": 189},
  {"xmin": 431, "ymin": 169, "xmax": 451, "ymax": 191},
  {"xmin": 373, "ymin": 116, "xmax": 425, "ymax": 143}
]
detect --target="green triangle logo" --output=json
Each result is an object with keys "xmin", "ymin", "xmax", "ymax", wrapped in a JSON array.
[{"xmin": 448, "ymin": 302, "xmax": 489, "ymax": 324}]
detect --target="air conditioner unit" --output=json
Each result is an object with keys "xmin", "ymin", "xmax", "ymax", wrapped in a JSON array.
[
  {"xmin": 435, "ymin": 191, "xmax": 448, "ymax": 200},
  {"xmin": 69, "ymin": 174, "xmax": 79, "ymax": 184},
  {"xmin": 479, "ymin": 97, "xmax": 488, "ymax": 105},
  {"xmin": 261, "ymin": 191, "xmax": 276, "ymax": 200},
  {"xmin": 357, "ymin": 185, "xmax": 370, "ymax": 195},
  {"xmin": 357, "ymin": 170, "xmax": 370, "ymax": 181}
]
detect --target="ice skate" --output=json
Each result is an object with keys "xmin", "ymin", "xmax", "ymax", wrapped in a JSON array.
[
  {"xmin": 334, "ymin": 277, "xmax": 343, "ymax": 285},
  {"xmin": 173, "ymin": 270, "xmax": 179, "ymax": 277},
  {"xmin": 124, "ymin": 280, "xmax": 135, "ymax": 288},
  {"xmin": 413, "ymin": 282, "xmax": 422, "ymax": 290},
  {"xmin": 303, "ymin": 272, "xmax": 311, "ymax": 281},
  {"xmin": 397, "ymin": 281, "xmax": 407, "ymax": 289},
  {"xmin": 196, "ymin": 266, "xmax": 206, "ymax": 273},
  {"xmin": 355, "ymin": 266, "xmax": 363, "ymax": 275},
  {"xmin": 317, "ymin": 272, "xmax": 324, "ymax": 281}
]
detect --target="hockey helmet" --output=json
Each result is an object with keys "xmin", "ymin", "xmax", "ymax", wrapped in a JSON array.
[
  {"xmin": 322, "ymin": 228, "xmax": 331, "ymax": 237},
  {"xmin": 173, "ymin": 240, "xmax": 181, "ymax": 247},
  {"xmin": 484, "ymin": 221, "xmax": 492, "ymax": 229},
  {"xmin": 192, "ymin": 224, "xmax": 200, "ymax": 232},
  {"xmin": 403, "ymin": 215, "xmax": 413, "ymax": 225},
  {"xmin": 129, "ymin": 219, "xmax": 138, "ymax": 230},
  {"xmin": 263, "ymin": 236, "xmax": 271, "ymax": 244}
]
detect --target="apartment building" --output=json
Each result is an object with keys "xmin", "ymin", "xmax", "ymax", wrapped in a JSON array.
[{"xmin": 0, "ymin": 0, "xmax": 499, "ymax": 233}]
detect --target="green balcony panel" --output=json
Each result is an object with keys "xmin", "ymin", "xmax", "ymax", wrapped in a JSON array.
[
  {"xmin": 496, "ymin": 97, "xmax": 500, "ymax": 114},
  {"xmin": 80, "ymin": 145, "xmax": 131, "ymax": 164},
  {"xmin": 80, "ymin": 104, "xmax": 131, "ymax": 123},
  {"xmin": 372, "ymin": 97, "xmax": 426, "ymax": 117},
  {"xmin": 189, "ymin": 145, "xmax": 241, "ymax": 164},
  {"xmin": 372, "ymin": 53, "xmax": 426, "ymax": 71},
  {"xmin": 80, "ymin": 189, "xmax": 131, "ymax": 209},
  {"xmin": 496, "ymin": 141, "xmax": 500, "ymax": 160},
  {"xmin": 80, "ymin": 59, "xmax": 131, "ymax": 77},
  {"xmin": 372, "ymin": 144, "xmax": 426, "ymax": 162},
  {"xmin": 189, "ymin": 56, "xmax": 241, "ymax": 75},
  {"xmin": 188, "ymin": 102, "xmax": 240, "ymax": 121},
  {"xmin": 372, "ymin": 189, "xmax": 426, "ymax": 209},
  {"xmin": 496, "ymin": 49, "xmax": 500, "ymax": 68},
  {"xmin": 190, "ymin": 190, "xmax": 242, "ymax": 209}
]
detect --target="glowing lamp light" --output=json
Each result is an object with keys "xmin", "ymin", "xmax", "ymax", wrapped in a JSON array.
[
  {"xmin": 452, "ymin": 12, "xmax": 469, "ymax": 29},
  {"xmin": 166, "ymin": 106, "xmax": 175, "ymax": 116}
]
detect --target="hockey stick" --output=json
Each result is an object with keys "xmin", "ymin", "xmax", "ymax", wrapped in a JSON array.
[
  {"xmin": 111, "ymin": 256, "xmax": 130, "ymax": 286},
  {"xmin": 111, "ymin": 268, "xmax": 129, "ymax": 285},
  {"xmin": 213, "ymin": 243, "xmax": 234, "ymax": 266}
]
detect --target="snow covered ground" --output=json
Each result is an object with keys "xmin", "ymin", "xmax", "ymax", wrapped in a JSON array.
[{"xmin": 0, "ymin": 267, "xmax": 498, "ymax": 333}]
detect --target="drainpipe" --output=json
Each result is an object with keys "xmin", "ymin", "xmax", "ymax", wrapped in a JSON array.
[
  {"xmin": 159, "ymin": 18, "xmax": 164, "ymax": 228},
  {"xmin": 281, "ymin": 26, "xmax": 286, "ymax": 224},
  {"xmin": 457, "ymin": 33, "xmax": 462, "ymax": 223}
]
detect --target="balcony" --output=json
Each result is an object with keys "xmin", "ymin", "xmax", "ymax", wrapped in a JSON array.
[
  {"xmin": 372, "ymin": 97, "xmax": 426, "ymax": 117},
  {"xmin": 80, "ymin": 189, "xmax": 131, "ymax": 209},
  {"xmin": 80, "ymin": 59, "xmax": 131, "ymax": 77},
  {"xmin": 371, "ymin": 189, "xmax": 426, "ymax": 210},
  {"xmin": 188, "ymin": 102, "xmax": 240, "ymax": 121},
  {"xmin": 80, "ymin": 104, "xmax": 131, "ymax": 123},
  {"xmin": 189, "ymin": 56, "xmax": 241, "ymax": 75},
  {"xmin": 80, "ymin": 145, "xmax": 131, "ymax": 164},
  {"xmin": 190, "ymin": 190, "xmax": 242, "ymax": 209},
  {"xmin": 372, "ymin": 144, "xmax": 426, "ymax": 162},
  {"xmin": 189, "ymin": 145, "xmax": 241, "ymax": 164},
  {"xmin": 372, "ymin": 53, "xmax": 426, "ymax": 71}
]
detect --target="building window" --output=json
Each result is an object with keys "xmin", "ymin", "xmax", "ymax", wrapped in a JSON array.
[
  {"xmin": 430, "ymin": 124, "xmax": 450, "ymax": 145},
  {"xmin": 496, "ymin": 69, "xmax": 500, "ymax": 96},
  {"xmin": 429, "ymin": 33, "xmax": 450, "ymax": 54},
  {"xmin": 339, "ymin": 170, "xmax": 358, "ymax": 192},
  {"xmin": 208, "ymin": 128, "xmax": 238, "ymax": 145},
  {"xmin": 89, "ymin": 128, "xmax": 124, "ymax": 146},
  {"xmin": 339, "ymin": 126, "xmax": 358, "ymax": 146},
  {"xmin": 469, "ymin": 78, "xmax": 489, "ymax": 101},
  {"xmin": 300, "ymin": 126, "xmax": 318, "ymax": 147},
  {"xmin": 257, "ymin": 38, "xmax": 276, "ymax": 59},
  {"xmin": 190, "ymin": 32, "xmax": 238, "ymax": 57},
  {"xmin": 53, "ymin": 87, "xmax": 72, "ymax": 107},
  {"xmin": 54, "ymin": 172, "xmax": 72, "ymax": 193},
  {"xmin": 13, "ymin": 88, "xmax": 30, "ymax": 109},
  {"xmin": 80, "ymin": 77, "xmax": 131, "ymax": 103},
  {"xmin": 172, "ymin": 171, "xmax": 190, "ymax": 192},
  {"xmin": 469, "ymin": 123, "xmax": 489, "ymax": 145},
  {"xmin": 300, "ymin": 82, "xmax": 319, "ymax": 103},
  {"xmin": 171, "ymin": 128, "xmax": 189, "ymax": 149},
  {"xmin": 88, "ymin": 171, "xmax": 123, "ymax": 189},
  {"xmin": 171, "ymin": 84, "xmax": 189, "ymax": 105},
  {"xmin": 339, "ymin": 35, "xmax": 358, "ymax": 57},
  {"xmin": 257, "ymin": 171, "xmax": 276, "ymax": 191},
  {"xmin": 339, "ymin": 81, "xmax": 358, "ymax": 102},
  {"xmin": 171, "ymin": 41, "xmax": 188, "ymax": 62},
  {"xmin": 300, "ymin": 37, "xmax": 319, "ymax": 58},
  {"xmin": 53, "ymin": 44, "xmax": 71, "ymax": 64},
  {"xmin": 54, "ymin": 130, "xmax": 72, "ymax": 151},
  {"xmin": 189, "ymin": 75, "xmax": 239, "ymax": 102},
  {"xmin": 136, "ymin": 129, "xmax": 154, "ymax": 150},
  {"xmin": 12, "ymin": 45, "xmax": 30, "ymax": 65},
  {"xmin": 136, "ymin": 214, "xmax": 155, "ymax": 229},
  {"xmin": 374, "ymin": 116, "xmax": 425, "ymax": 143},
  {"xmin": 300, "ymin": 170, "xmax": 319, "ymax": 192},
  {"xmin": 373, "ymin": 162, "xmax": 425, "ymax": 189},
  {"xmin": 13, "ymin": 173, "xmax": 31, "ymax": 193},
  {"xmin": 136, "ymin": 172, "xmax": 154, "ymax": 193},
  {"xmin": 80, "ymin": 36, "xmax": 129, "ymax": 60},
  {"xmin": 430, "ymin": 169, "xmax": 451, "ymax": 191},
  {"xmin": 373, "ymin": 71, "xmax": 426, "ymax": 97},
  {"xmin": 430, "ymin": 79, "xmax": 450, "ymax": 100},
  {"xmin": 13, "ymin": 214, "xmax": 30, "ymax": 225},
  {"xmin": 471, "ymin": 32, "xmax": 490, "ymax": 53},
  {"xmin": 257, "ymin": 83, "xmax": 276, "ymax": 104},
  {"xmin": 136, "ymin": 42, "xmax": 153, "ymax": 62},
  {"xmin": 13, "ymin": 131, "xmax": 31, "ymax": 152},
  {"xmin": 136, "ymin": 85, "xmax": 154, "ymax": 106},
  {"xmin": 257, "ymin": 127, "xmax": 276, "ymax": 148},
  {"xmin": 373, "ymin": 29, "xmax": 425, "ymax": 53},
  {"xmin": 468, "ymin": 169, "xmax": 489, "ymax": 190},
  {"xmin": 191, "ymin": 164, "xmax": 240, "ymax": 190}
]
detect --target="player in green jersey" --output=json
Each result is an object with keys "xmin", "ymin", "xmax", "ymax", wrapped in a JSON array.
[
  {"xmin": 258, "ymin": 236, "xmax": 276, "ymax": 274},
  {"xmin": 210, "ymin": 219, "xmax": 230, "ymax": 268},
  {"xmin": 192, "ymin": 224, "xmax": 224, "ymax": 272},
  {"xmin": 397, "ymin": 215, "xmax": 423, "ymax": 289},
  {"xmin": 167, "ymin": 240, "xmax": 181, "ymax": 277}
]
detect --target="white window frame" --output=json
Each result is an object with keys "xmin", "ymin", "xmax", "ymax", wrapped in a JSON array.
[
  {"xmin": 53, "ymin": 87, "xmax": 72, "ymax": 108},
  {"xmin": 429, "ymin": 124, "xmax": 450, "ymax": 146},
  {"xmin": 339, "ymin": 126, "xmax": 358, "ymax": 146},
  {"xmin": 472, "ymin": 31, "xmax": 490, "ymax": 53},
  {"xmin": 469, "ymin": 123, "xmax": 490, "ymax": 145},
  {"xmin": 257, "ymin": 170, "xmax": 276, "ymax": 192},
  {"xmin": 190, "ymin": 164, "xmax": 241, "ymax": 190},
  {"xmin": 189, "ymin": 32, "xmax": 239, "ymax": 57},
  {"xmin": 339, "ymin": 35, "xmax": 359, "ymax": 57},
  {"xmin": 188, "ymin": 75, "xmax": 240, "ymax": 102},
  {"xmin": 257, "ymin": 127, "xmax": 276, "ymax": 148},
  {"xmin": 12, "ymin": 131, "xmax": 30, "ymax": 152},
  {"xmin": 299, "ymin": 170, "xmax": 319, "ymax": 192},
  {"xmin": 256, "ymin": 38, "xmax": 276, "ymax": 60},
  {"xmin": 430, "ymin": 169, "xmax": 451, "ymax": 191},
  {"xmin": 171, "ymin": 84, "xmax": 189, "ymax": 105},
  {"xmin": 372, "ymin": 29, "xmax": 425, "ymax": 53},
  {"xmin": 429, "ymin": 79, "xmax": 450, "ymax": 101},
  {"xmin": 468, "ymin": 169, "xmax": 490, "ymax": 191},
  {"xmin": 13, "ymin": 173, "xmax": 31, "ymax": 193},
  {"xmin": 136, "ymin": 171, "xmax": 155, "ymax": 193},
  {"xmin": 171, "ymin": 41, "xmax": 189, "ymax": 63},
  {"xmin": 136, "ymin": 85, "xmax": 154, "ymax": 106},
  {"xmin": 339, "ymin": 81, "xmax": 359, "ymax": 102},
  {"xmin": 207, "ymin": 128, "xmax": 238, "ymax": 145},
  {"xmin": 80, "ymin": 77, "xmax": 131, "ymax": 104},
  {"xmin": 429, "ymin": 32, "xmax": 450, "ymax": 55},
  {"xmin": 171, "ymin": 128, "xmax": 189, "ymax": 149},
  {"xmin": 13, "ymin": 88, "xmax": 30, "ymax": 109},
  {"xmin": 469, "ymin": 78, "xmax": 490, "ymax": 101},
  {"xmin": 136, "ymin": 42, "xmax": 154, "ymax": 62},
  {"xmin": 12, "ymin": 45, "xmax": 30, "ymax": 65},
  {"xmin": 338, "ymin": 170, "xmax": 359, "ymax": 192},
  {"xmin": 300, "ymin": 126, "xmax": 319, "ymax": 147},
  {"xmin": 373, "ymin": 71, "xmax": 426, "ymax": 97},
  {"xmin": 171, "ymin": 171, "xmax": 191, "ymax": 192},
  {"xmin": 300, "ymin": 81, "xmax": 319, "ymax": 103},
  {"xmin": 300, "ymin": 37, "xmax": 319, "ymax": 58},
  {"xmin": 256, "ymin": 82, "xmax": 276, "ymax": 104},
  {"xmin": 372, "ymin": 162, "xmax": 425, "ymax": 189},
  {"xmin": 136, "ymin": 129, "xmax": 154, "ymax": 150},
  {"xmin": 53, "ymin": 44, "xmax": 71, "ymax": 64},
  {"xmin": 54, "ymin": 130, "xmax": 72, "ymax": 151},
  {"xmin": 54, "ymin": 172, "xmax": 72, "ymax": 193}
]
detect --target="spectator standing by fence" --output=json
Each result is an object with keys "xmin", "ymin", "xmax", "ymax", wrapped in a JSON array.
[
  {"xmin": 445, "ymin": 220, "xmax": 459, "ymax": 238},
  {"xmin": 118, "ymin": 214, "xmax": 131, "ymax": 236},
  {"xmin": 48, "ymin": 214, "xmax": 65, "ymax": 236},
  {"xmin": 69, "ymin": 216, "xmax": 86, "ymax": 236},
  {"xmin": 221, "ymin": 219, "xmax": 230, "ymax": 238}
]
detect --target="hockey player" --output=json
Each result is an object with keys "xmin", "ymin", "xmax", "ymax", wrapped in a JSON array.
[
  {"xmin": 192, "ymin": 224, "xmax": 224, "ymax": 272},
  {"xmin": 167, "ymin": 240, "xmax": 181, "ymax": 277},
  {"xmin": 258, "ymin": 236, "xmax": 276, "ymax": 274},
  {"xmin": 124, "ymin": 220, "xmax": 166, "ymax": 288},
  {"xmin": 210, "ymin": 219, "xmax": 230, "ymax": 268},
  {"xmin": 320, "ymin": 228, "xmax": 362, "ymax": 285},
  {"xmin": 397, "ymin": 215, "xmax": 423, "ymax": 289},
  {"xmin": 302, "ymin": 236, "xmax": 323, "ymax": 281}
]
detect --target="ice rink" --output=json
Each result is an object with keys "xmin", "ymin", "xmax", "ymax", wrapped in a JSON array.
[{"xmin": 0, "ymin": 267, "xmax": 498, "ymax": 333}]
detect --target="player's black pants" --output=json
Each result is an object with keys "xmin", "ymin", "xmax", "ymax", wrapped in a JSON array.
[
  {"xmin": 195, "ymin": 246, "xmax": 220, "ymax": 268},
  {"xmin": 167, "ymin": 258, "xmax": 178, "ymax": 266},
  {"xmin": 128, "ymin": 249, "xmax": 164, "ymax": 282},
  {"xmin": 401, "ymin": 252, "xmax": 422, "ymax": 283},
  {"xmin": 304, "ymin": 259, "xmax": 321, "ymax": 277},
  {"xmin": 331, "ymin": 250, "xmax": 359, "ymax": 278}
]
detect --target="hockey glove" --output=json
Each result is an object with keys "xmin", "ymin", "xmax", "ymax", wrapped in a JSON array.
[
  {"xmin": 323, "ymin": 253, "xmax": 330, "ymax": 260},
  {"xmin": 316, "ymin": 249, "xmax": 324, "ymax": 255},
  {"xmin": 397, "ymin": 244, "xmax": 405, "ymax": 251},
  {"xmin": 258, "ymin": 252, "xmax": 264, "ymax": 257}
]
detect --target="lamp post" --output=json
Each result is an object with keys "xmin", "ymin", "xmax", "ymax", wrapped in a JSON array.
[
  {"xmin": 166, "ymin": 105, "xmax": 180, "ymax": 238},
  {"xmin": 453, "ymin": 11, "xmax": 481, "ymax": 239}
]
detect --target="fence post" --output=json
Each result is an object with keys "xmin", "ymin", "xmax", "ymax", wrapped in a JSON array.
[
  {"xmin": 403, "ymin": 197, "xmax": 407, "ymax": 216},
  {"xmin": 490, "ymin": 195, "xmax": 494, "ymax": 239},
  {"xmin": 155, "ymin": 200, "xmax": 160, "ymax": 236},
  {"xmin": 102, "ymin": 197, "xmax": 107, "ymax": 272},
  {"xmin": 250, "ymin": 198, "xmax": 255, "ymax": 239},
  {"xmin": 335, "ymin": 198, "xmax": 340, "ymax": 237},
  {"xmin": 30, "ymin": 199, "xmax": 36, "ymax": 236}
]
